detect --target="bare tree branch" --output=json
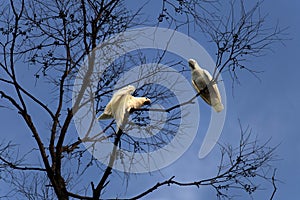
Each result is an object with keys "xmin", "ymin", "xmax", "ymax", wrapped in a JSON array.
[
  {"xmin": 0, "ymin": 0, "xmax": 284, "ymax": 199},
  {"xmin": 270, "ymin": 169, "xmax": 277, "ymax": 200},
  {"xmin": 131, "ymin": 126, "xmax": 278, "ymax": 199},
  {"xmin": 0, "ymin": 156, "xmax": 46, "ymax": 172}
]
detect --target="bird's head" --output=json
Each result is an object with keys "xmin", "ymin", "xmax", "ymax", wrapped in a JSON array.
[
  {"xmin": 143, "ymin": 97, "xmax": 151, "ymax": 105},
  {"xmin": 188, "ymin": 59, "xmax": 197, "ymax": 70}
]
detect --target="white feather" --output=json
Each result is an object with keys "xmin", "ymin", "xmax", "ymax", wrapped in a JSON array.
[
  {"xmin": 98, "ymin": 85, "xmax": 151, "ymax": 127},
  {"xmin": 188, "ymin": 59, "xmax": 224, "ymax": 112}
]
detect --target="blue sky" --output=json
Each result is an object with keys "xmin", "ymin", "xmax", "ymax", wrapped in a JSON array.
[
  {"xmin": 1, "ymin": 0, "xmax": 300, "ymax": 199},
  {"xmin": 103, "ymin": 0, "xmax": 300, "ymax": 199}
]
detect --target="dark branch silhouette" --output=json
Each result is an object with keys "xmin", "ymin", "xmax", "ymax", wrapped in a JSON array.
[
  {"xmin": 0, "ymin": 0, "xmax": 284, "ymax": 199},
  {"xmin": 131, "ymin": 125, "xmax": 278, "ymax": 199}
]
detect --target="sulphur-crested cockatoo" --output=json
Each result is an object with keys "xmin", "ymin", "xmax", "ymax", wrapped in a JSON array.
[
  {"xmin": 188, "ymin": 59, "xmax": 224, "ymax": 112},
  {"xmin": 98, "ymin": 85, "xmax": 151, "ymax": 126}
]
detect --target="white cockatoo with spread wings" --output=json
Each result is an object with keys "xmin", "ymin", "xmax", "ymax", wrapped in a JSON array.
[
  {"xmin": 188, "ymin": 59, "xmax": 224, "ymax": 112},
  {"xmin": 98, "ymin": 85, "xmax": 151, "ymax": 126}
]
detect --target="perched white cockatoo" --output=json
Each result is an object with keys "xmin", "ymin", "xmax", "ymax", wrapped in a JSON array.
[
  {"xmin": 98, "ymin": 85, "xmax": 151, "ymax": 126},
  {"xmin": 188, "ymin": 59, "xmax": 224, "ymax": 112}
]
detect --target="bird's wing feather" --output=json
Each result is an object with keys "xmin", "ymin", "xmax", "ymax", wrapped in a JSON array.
[
  {"xmin": 98, "ymin": 85, "xmax": 135, "ymax": 121},
  {"xmin": 192, "ymin": 79, "xmax": 201, "ymax": 93},
  {"xmin": 194, "ymin": 80, "xmax": 212, "ymax": 105},
  {"xmin": 98, "ymin": 112, "xmax": 113, "ymax": 120},
  {"xmin": 189, "ymin": 59, "xmax": 224, "ymax": 112},
  {"xmin": 200, "ymin": 69, "xmax": 214, "ymax": 105},
  {"xmin": 192, "ymin": 71, "xmax": 206, "ymax": 90},
  {"xmin": 210, "ymin": 84, "xmax": 224, "ymax": 112},
  {"xmin": 202, "ymin": 70, "xmax": 224, "ymax": 112},
  {"xmin": 192, "ymin": 73, "xmax": 212, "ymax": 105},
  {"xmin": 202, "ymin": 69, "xmax": 213, "ymax": 83},
  {"xmin": 98, "ymin": 100, "xmax": 113, "ymax": 120},
  {"xmin": 193, "ymin": 68, "xmax": 224, "ymax": 112},
  {"xmin": 111, "ymin": 94, "xmax": 131, "ymax": 127},
  {"xmin": 113, "ymin": 85, "xmax": 135, "ymax": 97}
]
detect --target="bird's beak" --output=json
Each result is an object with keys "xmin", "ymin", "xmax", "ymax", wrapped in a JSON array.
[
  {"xmin": 188, "ymin": 60, "xmax": 195, "ymax": 69},
  {"xmin": 189, "ymin": 63, "xmax": 194, "ymax": 69},
  {"xmin": 143, "ymin": 98, "xmax": 151, "ymax": 105}
]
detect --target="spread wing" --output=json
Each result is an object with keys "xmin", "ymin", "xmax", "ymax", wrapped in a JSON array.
[
  {"xmin": 98, "ymin": 85, "xmax": 136, "ymax": 122},
  {"xmin": 97, "ymin": 101, "xmax": 113, "ymax": 120},
  {"xmin": 110, "ymin": 85, "xmax": 136, "ymax": 126},
  {"xmin": 113, "ymin": 85, "xmax": 135, "ymax": 96},
  {"xmin": 111, "ymin": 93, "xmax": 131, "ymax": 127},
  {"xmin": 98, "ymin": 85, "xmax": 152, "ymax": 125}
]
